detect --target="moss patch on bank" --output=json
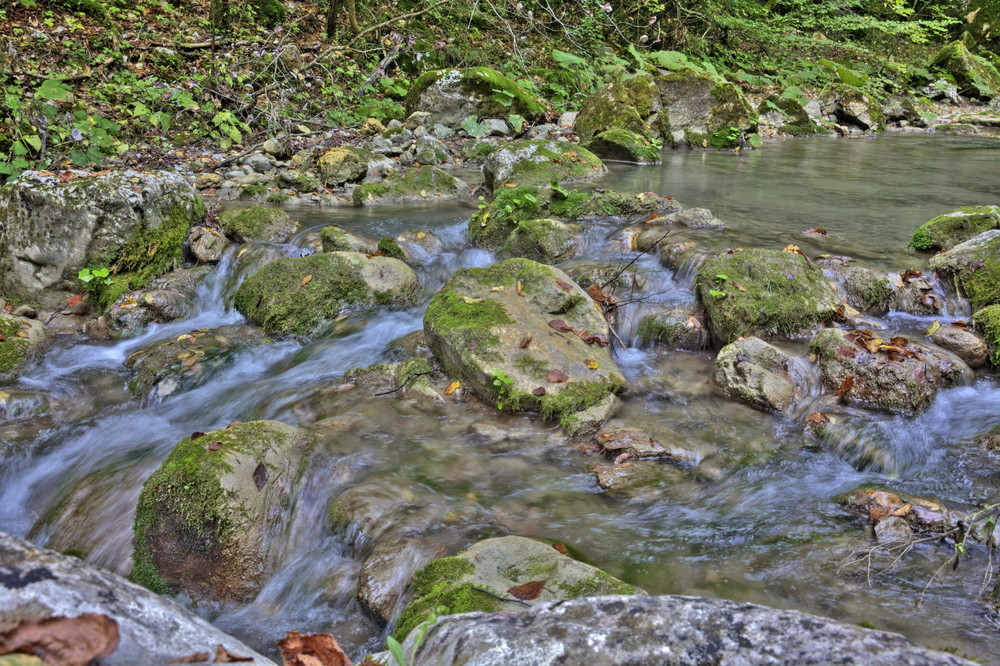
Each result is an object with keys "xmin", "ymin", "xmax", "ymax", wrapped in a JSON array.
[{"xmin": 909, "ymin": 206, "xmax": 1000, "ymax": 251}]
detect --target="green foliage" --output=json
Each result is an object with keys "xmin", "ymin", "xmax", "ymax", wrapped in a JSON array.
[
  {"xmin": 491, "ymin": 368, "xmax": 514, "ymax": 410},
  {"xmin": 77, "ymin": 266, "xmax": 113, "ymax": 287},
  {"xmin": 460, "ymin": 116, "xmax": 491, "ymax": 139}
]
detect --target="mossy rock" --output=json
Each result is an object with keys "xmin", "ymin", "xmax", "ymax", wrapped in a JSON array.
[
  {"xmin": 757, "ymin": 95, "xmax": 824, "ymax": 135},
  {"xmin": 423, "ymin": 258, "xmax": 626, "ymax": 431},
  {"xmin": 575, "ymin": 73, "xmax": 660, "ymax": 143},
  {"xmin": 317, "ymin": 147, "xmax": 372, "ymax": 185},
  {"xmin": 834, "ymin": 88, "xmax": 885, "ymax": 132},
  {"xmin": 636, "ymin": 310, "xmax": 706, "ymax": 350},
  {"xmin": 233, "ymin": 251, "xmax": 419, "ymax": 335},
  {"xmin": 0, "ymin": 314, "xmax": 47, "ymax": 384},
  {"xmin": 404, "ymin": 67, "xmax": 545, "ymax": 127},
  {"xmin": 217, "ymin": 206, "xmax": 297, "ymax": 243},
  {"xmin": 482, "ymin": 140, "xmax": 606, "ymax": 191},
  {"xmin": 461, "ymin": 139, "xmax": 498, "ymax": 163},
  {"xmin": 655, "ymin": 71, "xmax": 758, "ymax": 148},
  {"xmin": 585, "ymin": 129, "xmax": 661, "ymax": 164},
  {"xmin": 353, "ymin": 166, "xmax": 471, "ymax": 205},
  {"xmin": 500, "ymin": 218, "xmax": 578, "ymax": 263},
  {"xmin": 972, "ymin": 305, "xmax": 1000, "ymax": 366},
  {"xmin": 393, "ymin": 535, "xmax": 645, "ymax": 641},
  {"xmin": 824, "ymin": 263, "xmax": 896, "ymax": 315},
  {"xmin": 696, "ymin": 249, "xmax": 840, "ymax": 345},
  {"xmin": 130, "ymin": 421, "xmax": 311, "ymax": 601},
  {"xmin": 714, "ymin": 336, "xmax": 804, "ymax": 413},
  {"xmin": 320, "ymin": 226, "xmax": 373, "ymax": 253},
  {"xmin": 932, "ymin": 40, "xmax": 1000, "ymax": 99},
  {"xmin": 909, "ymin": 205, "xmax": 1000, "ymax": 251},
  {"xmin": 928, "ymin": 230, "xmax": 1000, "ymax": 309}
]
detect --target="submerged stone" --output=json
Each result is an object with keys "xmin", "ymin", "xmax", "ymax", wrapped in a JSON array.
[{"xmin": 714, "ymin": 336, "xmax": 806, "ymax": 413}]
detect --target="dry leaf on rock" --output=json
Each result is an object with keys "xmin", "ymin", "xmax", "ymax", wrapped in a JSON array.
[
  {"xmin": 277, "ymin": 631, "xmax": 352, "ymax": 666},
  {"xmin": 508, "ymin": 580, "xmax": 546, "ymax": 601},
  {"xmin": 0, "ymin": 613, "xmax": 120, "ymax": 666}
]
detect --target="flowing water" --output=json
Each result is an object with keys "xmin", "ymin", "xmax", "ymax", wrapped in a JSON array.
[{"xmin": 3, "ymin": 133, "xmax": 1000, "ymax": 661}]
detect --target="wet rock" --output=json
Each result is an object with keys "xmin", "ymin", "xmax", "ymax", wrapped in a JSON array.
[
  {"xmin": 844, "ymin": 488, "xmax": 967, "ymax": 536},
  {"xmin": 696, "ymin": 248, "xmax": 840, "ymax": 345},
  {"xmin": 0, "ymin": 388, "xmax": 49, "ymax": 422},
  {"xmin": 597, "ymin": 428, "xmax": 699, "ymax": 466},
  {"xmin": 810, "ymin": 328, "xmax": 971, "ymax": 414},
  {"xmin": 928, "ymin": 230, "xmax": 1000, "ymax": 309},
  {"xmin": 412, "ymin": 136, "xmax": 451, "ymax": 165},
  {"xmin": 0, "ymin": 531, "xmax": 276, "ymax": 665},
  {"xmin": 317, "ymin": 147, "xmax": 371, "ymax": 185},
  {"xmin": 933, "ymin": 41, "xmax": 1000, "ymax": 100},
  {"xmin": 187, "ymin": 224, "xmax": 231, "ymax": 263},
  {"xmin": 656, "ymin": 71, "xmax": 758, "ymax": 148},
  {"xmin": 404, "ymin": 67, "xmax": 545, "ymax": 128},
  {"xmin": 235, "ymin": 251, "xmax": 418, "ymax": 335},
  {"xmin": 395, "ymin": 229, "xmax": 444, "ymax": 260},
  {"xmin": 664, "ymin": 207, "xmax": 725, "ymax": 230},
  {"xmin": 714, "ymin": 336, "xmax": 808, "ymax": 413},
  {"xmin": 819, "ymin": 261, "xmax": 896, "ymax": 315},
  {"xmin": 658, "ymin": 238, "xmax": 709, "ymax": 272},
  {"xmin": 637, "ymin": 310, "xmax": 707, "ymax": 350},
  {"xmin": 392, "ymin": 536, "xmax": 644, "ymax": 641},
  {"xmin": 585, "ymin": 129, "xmax": 660, "ymax": 164},
  {"xmin": 893, "ymin": 269, "xmax": 947, "ymax": 315},
  {"xmin": 0, "ymin": 314, "xmax": 48, "ymax": 383},
  {"xmin": 500, "ymin": 218, "xmax": 578, "ymax": 264},
  {"xmin": 562, "ymin": 262, "xmax": 647, "ymax": 294},
  {"xmin": 131, "ymin": 421, "xmax": 311, "ymax": 603},
  {"xmin": 909, "ymin": 205, "xmax": 1000, "ymax": 251},
  {"xmin": 125, "ymin": 325, "xmax": 271, "ymax": 400},
  {"xmin": 320, "ymin": 225, "xmax": 373, "ymax": 253},
  {"xmin": 105, "ymin": 266, "xmax": 211, "ymax": 334},
  {"xmin": 757, "ymin": 95, "xmax": 825, "ymax": 135},
  {"xmin": 972, "ymin": 305, "xmax": 1000, "ymax": 366},
  {"xmin": 393, "ymin": 594, "xmax": 974, "ymax": 666},
  {"xmin": 353, "ymin": 166, "xmax": 471, "ymax": 205},
  {"xmin": 574, "ymin": 73, "xmax": 660, "ymax": 143},
  {"xmin": 424, "ymin": 258, "xmax": 626, "ymax": 431},
  {"xmin": 482, "ymin": 140, "xmax": 606, "ymax": 191},
  {"xmin": 832, "ymin": 88, "xmax": 884, "ymax": 131},
  {"xmin": 930, "ymin": 323, "xmax": 989, "ymax": 368},
  {"xmin": 0, "ymin": 170, "xmax": 205, "ymax": 303},
  {"xmin": 593, "ymin": 461, "xmax": 676, "ymax": 492},
  {"xmin": 874, "ymin": 515, "xmax": 913, "ymax": 544},
  {"xmin": 218, "ymin": 206, "xmax": 297, "ymax": 243}
]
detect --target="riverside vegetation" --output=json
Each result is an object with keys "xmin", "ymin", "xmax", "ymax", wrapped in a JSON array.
[{"xmin": 2, "ymin": 1, "xmax": 1000, "ymax": 665}]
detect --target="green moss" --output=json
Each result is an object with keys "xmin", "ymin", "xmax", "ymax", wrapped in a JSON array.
[
  {"xmin": 487, "ymin": 140, "xmax": 605, "ymax": 190},
  {"xmin": 393, "ymin": 557, "xmax": 501, "ymax": 641},
  {"xmin": 469, "ymin": 185, "xmax": 546, "ymax": 247},
  {"xmin": 377, "ymin": 237, "xmax": 406, "ymax": 260},
  {"xmin": 0, "ymin": 317, "xmax": 32, "ymax": 383},
  {"xmin": 637, "ymin": 313, "xmax": 686, "ymax": 346},
  {"xmin": 540, "ymin": 380, "xmax": 625, "ymax": 429},
  {"xmin": 240, "ymin": 184, "xmax": 268, "ymax": 198},
  {"xmin": 218, "ymin": 206, "xmax": 291, "ymax": 242},
  {"xmin": 423, "ymin": 291, "xmax": 511, "ymax": 355},
  {"xmin": 933, "ymin": 41, "xmax": 1000, "ymax": 98},
  {"xmin": 502, "ymin": 218, "xmax": 576, "ymax": 263},
  {"xmin": 353, "ymin": 166, "xmax": 462, "ymax": 205},
  {"xmin": 404, "ymin": 67, "xmax": 545, "ymax": 121},
  {"xmin": 841, "ymin": 268, "xmax": 896, "ymax": 314},
  {"xmin": 909, "ymin": 206, "xmax": 1000, "ymax": 251},
  {"xmin": 556, "ymin": 569, "xmax": 639, "ymax": 597},
  {"xmin": 575, "ymin": 73, "xmax": 658, "ymax": 143},
  {"xmin": 266, "ymin": 193, "xmax": 291, "ymax": 203},
  {"xmin": 249, "ymin": 0, "xmax": 286, "ymax": 26},
  {"xmin": 586, "ymin": 129, "xmax": 661, "ymax": 163},
  {"xmin": 394, "ymin": 356, "xmax": 434, "ymax": 389},
  {"xmin": 959, "ymin": 257, "xmax": 1000, "ymax": 310},
  {"xmin": 461, "ymin": 140, "xmax": 497, "ymax": 163},
  {"xmin": 973, "ymin": 305, "xmax": 1000, "ymax": 366}
]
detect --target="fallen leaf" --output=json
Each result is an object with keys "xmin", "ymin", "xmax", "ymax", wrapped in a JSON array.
[
  {"xmin": 546, "ymin": 369, "xmax": 569, "ymax": 383},
  {"xmin": 912, "ymin": 365, "xmax": 926, "ymax": 383},
  {"xmin": 804, "ymin": 227, "xmax": 827, "ymax": 235},
  {"xmin": 508, "ymin": 580, "xmax": 546, "ymax": 601},
  {"xmin": 732, "ymin": 281, "xmax": 747, "ymax": 292},
  {"xmin": 15, "ymin": 331, "xmax": 28, "ymax": 339},
  {"xmin": 580, "ymin": 333, "xmax": 610, "ymax": 347},
  {"xmin": 300, "ymin": 275, "xmax": 313, "ymax": 287},
  {"xmin": 552, "ymin": 542, "xmax": 569, "ymax": 555},
  {"xmin": 807, "ymin": 412, "xmax": 829, "ymax": 424},
  {"xmin": 462, "ymin": 296, "xmax": 483, "ymax": 304},
  {"xmin": 548, "ymin": 319, "xmax": 574, "ymax": 333},
  {"xmin": 253, "ymin": 462, "xmax": 269, "ymax": 491},
  {"xmin": 901, "ymin": 268, "xmax": 924, "ymax": 283},
  {"xmin": 531, "ymin": 387, "xmax": 546, "ymax": 396},
  {"xmin": 585, "ymin": 359, "xmax": 599, "ymax": 370},
  {"xmin": 0, "ymin": 333, "xmax": 5, "ymax": 342},
  {"xmin": 0, "ymin": 614, "xmax": 120, "ymax": 665},
  {"xmin": 949, "ymin": 320, "xmax": 972, "ymax": 330},
  {"xmin": 208, "ymin": 441, "xmax": 222, "ymax": 451},
  {"xmin": 613, "ymin": 452, "xmax": 632, "ymax": 464},
  {"xmin": 277, "ymin": 631, "xmax": 353, "ymax": 666},
  {"xmin": 445, "ymin": 381, "xmax": 460, "ymax": 396},
  {"xmin": 214, "ymin": 644, "xmax": 253, "ymax": 662},
  {"xmin": 65, "ymin": 294, "xmax": 84, "ymax": 308},
  {"xmin": 516, "ymin": 280, "xmax": 524, "ymax": 297},
  {"xmin": 783, "ymin": 244, "xmax": 801, "ymax": 253},
  {"xmin": 888, "ymin": 336, "xmax": 908, "ymax": 348},
  {"xmin": 685, "ymin": 316, "xmax": 702, "ymax": 329},
  {"xmin": 519, "ymin": 336, "xmax": 532, "ymax": 348},
  {"xmin": 227, "ymin": 421, "xmax": 243, "ymax": 428},
  {"xmin": 503, "ymin": 183, "xmax": 519, "ymax": 188},
  {"xmin": 168, "ymin": 653, "xmax": 211, "ymax": 664},
  {"xmin": 490, "ymin": 286, "xmax": 505, "ymax": 292},
  {"xmin": 555, "ymin": 279, "xmax": 573, "ymax": 291},
  {"xmin": 58, "ymin": 170, "xmax": 78, "ymax": 183},
  {"xmin": 191, "ymin": 431, "xmax": 206, "ymax": 440},
  {"xmin": 835, "ymin": 376, "xmax": 854, "ymax": 400}
]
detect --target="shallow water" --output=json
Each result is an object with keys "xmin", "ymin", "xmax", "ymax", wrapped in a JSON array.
[{"xmin": 3, "ymin": 134, "xmax": 1000, "ymax": 661}]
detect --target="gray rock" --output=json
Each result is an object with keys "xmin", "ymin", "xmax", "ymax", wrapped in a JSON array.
[
  {"xmin": 413, "ymin": 136, "xmax": 450, "ymax": 165},
  {"xmin": 405, "ymin": 111, "xmax": 432, "ymax": 130},
  {"xmin": 482, "ymin": 118, "xmax": 510, "ymax": 136},
  {"xmin": 875, "ymin": 515, "xmax": 913, "ymax": 544},
  {"xmin": 0, "ymin": 531, "xmax": 275, "ymax": 665},
  {"xmin": 432, "ymin": 123, "xmax": 455, "ymax": 139},
  {"xmin": 193, "ymin": 172, "xmax": 222, "ymax": 190},
  {"xmin": 930, "ymin": 324, "xmax": 989, "ymax": 368},
  {"xmin": 0, "ymin": 313, "xmax": 48, "ymax": 383},
  {"xmin": 482, "ymin": 140, "xmax": 606, "ymax": 190},
  {"xmin": 397, "ymin": 595, "xmax": 973, "ymax": 665},
  {"xmin": 261, "ymin": 138, "xmax": 289, "ymax": 159},
  {"xmin": 665, "ymin": 207, "xmax": 725, "ymax": 229},
  {"xmin": 557, "ymin": 111, "xmax": 578, "ymax": 128},
  {"xmin": 714, "ymin": 337, "xmax": 806, "ymax": 412},
  {"xmin": 242, "ymin": 153, "xmax": 273, "ymax": 174}
]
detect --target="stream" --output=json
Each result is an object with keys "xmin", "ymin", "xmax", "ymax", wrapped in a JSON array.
[{"xmin": 3, "ymin": 133, "xmax": 1000, "ymax": 661}]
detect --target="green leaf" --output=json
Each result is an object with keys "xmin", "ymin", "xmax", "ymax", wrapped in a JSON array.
[
  {"xmin": 386, "ymin": 636, "xmax": 407, "ymax": 666},
  {"xmin": 551, "ymin": 48, "xmax": 586, "ymax": 68},
  {"xmin": 11, "ymin": 141, "xmax": 28, "ymax": 156},
  {"xmin": 22, "ymin": 135, "xmax": 42, "ymax": 151},
  {"xmin": 37, "ymin": 78, "xmax": 71, "ymax": 101},
  {"xmin": 646, "ymin": 50, "xmax": 690, "ymax": 71}
]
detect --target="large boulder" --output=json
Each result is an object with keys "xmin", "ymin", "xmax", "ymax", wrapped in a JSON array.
[
  {"xmin": 482, "ymin": 140, "xmax": 606, "ymax": 191},
  {"xmin": 0, "ymin": 313, "xmax": 47, "ymax": 384},
  {"xmin": 353, "ymin": 166, "xmax": 471, "ymax": 205},
  {"xmin": 928, "ymin": 229, "xmax": 1000, "ymax": 309},
  {"xmin": 0, "ymin": 170, "xmax": 205, "ymax": 305},
  {"xmin": 714, "ymin": 336, "xmax": 807, "ymax": 413},
  {"xmin": 909, "ymin": 205, "xmax": 1000, "ymax": 251},
  {"xmin": 131, "ymin": 421, "xmax": 311, "ymax": 602},
  {"xmin": 392, "ymin": 595, "xmax": 973, "ymax": 665},
  {"xmin": 575, "ymin": 73, "xmax": 661, "ymax": 143},
  {"xmin": 810, "ymin": 328, "xmax": 971, "ymax": 413},
  {"xmin": 317, "ymin": 146, "xmax": 371, "ymax": 185},
  {"xmin": 819, "ymin": 261, "xmax": 896, "ymax": 315},
  {"xmin": 105, "ymin": 265, "xmax": 212, "ymax": 334},
  {"xmin": 404, "ymin": 67, "xmax": 545, "ymax": 128},
  {"xmin": 832, "ymin": 88, "xmax": 884, "ymax": 131},
  {"xmin": 234, "ymin": 251, "xmax": 419, "ymax": 335},
  {"xmin": 696, "ymin": 248, "xmax": 840, "ymax": 345},
  {"xmin": 0, "ymin": 532, "xmax": 276, "ymax": 665},
  {"xmin": 217, "ymin": 206, "xmax": 298, "ymax": 243},
  {"xmin": 585, "ymin": 129, "xmax": 661, "ymax": 164},
  {"xmin": 392, "ymin": 536, "xmax": 644, "ymax": 641},
  {"xmin": 757, "ymin": 95, "xmax": 825, "ymax": 135},
  {"xmin": 929, "ymin": 322, "xmax": 989, "ymax": 368},
  {"xmin": 424, "ymin": 259, "xmax": 626, "ymax": 432},
  {"xmin": 932, "ymin": 41, "xmax": 1000, "ymax": 99},
  {"xmin": 655, "ymin": 71, "xmax": 757, "ymax": 148},
  {"xmin": 500, "ymin": 218, "xmax": 578, "ymax": 264}
]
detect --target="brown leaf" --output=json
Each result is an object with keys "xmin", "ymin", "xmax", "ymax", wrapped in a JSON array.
[
  {"xmin": 89, "ymin": 170, "xmax": 112, "ymax": 177},
  {"xmin": 807, "ymin": 412, "xmax": 829, "ymax": 424},
  {"xmin": 191, "ymin": 431, "xmax": 206, "ymax": 440},
  {"xmin": 613, "ymin": 452, "xmax": 632, "ymax": 464},
  {"xmin": 0, "ymin": 333, "xmax": 5, "ymax": 342},
  {"xmin": 503, "ymin": 183, "xmax": 519, "ymax": 188},
  {"xmin": 445, "ymin": 381, "xmax": 461, "ymax": 396},
  {"xmin": 516, "ymin": 280, "xmax": 524, "ymax": 297},
  {"xmin": 531, "ymin": 387, "xmax": 546, "ymax": 396},
  {"xmin": 580, "ymin": 333, "xmax": 610, "ymax": 347},
  {"xmin": 253, "ymin": 462, "xmax": 269, "ymax": 491},
  {"xmin": 0, "ymin": 613, "xmax": 120, "ymax": 665},
  {"xmin": 835, "ymin": 376, "xmax": 854, "ymax": 400},
  {"xmin": 887, "ymin": 337, "xmax": 908, "ymax": 348},
  {"xmin": 168, "ymin": 653, "xmax": 212, "ymax": 664},
  {"xmin": 15, "ymin": 330, "xmax": 28, "ymax": 339},
  {"xmin": 519, "ymin": 336, "xmax": 532, "ymax": 348},
  {"xmin": 912, "ymin": 365, "xmax": 926, "ymax": 383},
  {"xmin": 555, "ymin": 279, "xmax": 573, "ymax": 291},
  {"xmin": 300, "ymin": 275, "xmax": 313, "ymax": 287},
  {"xmin": 208, "ymin": 441, "xmax": 222, "ymax": 451},
  {"xmin": 215, "ymin": 644, "xmax": 253, "ymax": 662},
  {"xmin": 548, "ymin": 319, "xmax": 574, "ymax": 333},
  {"xmin": 685, "ymin": 316, "xmax": 702, "ymax": 329},
  {"xmin": 732, "ymin": 281, "xmax": 747, "ymax": 292},
  {"xmin": 835, "ymin": 346, "xmax": 858, "ymax": 361},
  {"xmin": 551, "ymin": 542, "xmax": 569, "ymax": 555},
  {"xmin": 804, "ymin": 227, "xmax": 827, "ymax": 235},
  {"xmin": 277, "ymin": 630, "xmax": 353, "ymax": 666},
  {"xmin": 65, "ymin": 294, "xmax": 84, "ymax": 308},
  {"xmin": 901, "ymin": 268, "xmax": 924, "ymax": 282},
  {"xmin": 546, "ymin": 369, "xmax": 569, "ymax": 383},
  {"xmin": 227, "ymin": 421, "xmax": 243, "ymax": 428},
  {"xmin": 508, "ymin": 580, "xmax": 546, "ymax": 601},
  {"xmin": 58, "ymin": 170, "xmax": 78, "ymax": 184},
  {"xmin": 949, "ymin": 320, "xmax": 972, "ymax": 330}
]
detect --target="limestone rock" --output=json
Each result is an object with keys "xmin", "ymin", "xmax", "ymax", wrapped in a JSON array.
[
  {"xmin": 585, "ymin": 129, "xmax": 661, "ymax": 164},
  {"xmin": 930, "ymin": 324, "xmax": 989, "ymax": 368},
  {"xmin": 188, "ymin": 224, "xmax": 231, "ymax": 263},
  {"xmin": 933, "ymin": 41, "xmax": 1000, "ymax": 100},
  {"xmin": 928, "ymin": 229, "xmax": 1000, "ymax": 309},
  {"xmin": 655, "ymin": 71, "xmax": 758, "ymax": 148},
  {"xmin": 404, "ymin": 67, "xmax": 545, "ymax": 128},
  {"xmin": 636, "ymin": 310, "xmax": 707, "ymax": 350},
  {"xmin": 575, "ymin": 73, "xmax": 660, "ymax": 143},
  {"xmin": 757, "ymin": 95, "xmax": 825, "ymax": 135},
  {"xmin": 317, "ymin": 146, "xmax": 371, "ymax": 185},
  {"xmin": 482, "ymin": 140, "xmax": 606, "ymax": 191},
  {"xmin": 353, "ymin": 166, "xmax": 471, "ymax": 205},
  {"xmin": 320, "ymin": 225, "xmax": 373, "ymax": 253},
  {"xmin": 105, "ymin": 266, "xmax": 212, "ymax": 334},
  {"xmin": 714, "ymin": 336, "xmax": 807, "ymax": 412},
  {"xmin": 0, "ymin": 313, "xmax": 48, "ymax": 383},
  {"xmin": 500, "ymin": 218, "xmax": 578, "ymax": 264},
  {"xmin": 218, "ymin": 206, "xmax": 298, "ymax": 243}
]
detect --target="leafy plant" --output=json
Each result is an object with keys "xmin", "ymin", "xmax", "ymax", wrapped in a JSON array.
[
  {"xmin": 460, "ymin": 115, "xmax": 490, "ymax": 139},
  {"xmin": 78, "ymin": 266, "xmax": 113, "ymax": 287},
  {"xmin": 708, "ymin": 289, "xmax": 727, "ymax": 298},
  {"xmin": 386, "ymin": 605, "xmax": 446, "ymax": 665},
  {"xmin": 491, "ymin": 369, "xmax": 514, "ymax": 410}
]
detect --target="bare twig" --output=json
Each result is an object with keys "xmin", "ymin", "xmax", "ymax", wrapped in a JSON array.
[
  {"xmin": 347, "ymin": 0, "xmax": 452, "ymax": 46},
  {"xmin": 471, "ymin": 587, "xmax": 531, "ymax": 607},
  {"xmin": 373, "ymin": 371, "xmax": 436, "ymax": 396}
]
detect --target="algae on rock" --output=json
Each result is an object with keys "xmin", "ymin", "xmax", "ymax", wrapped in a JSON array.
[
  {"xmin": 482, "ymin": 140, "xmax": 606, "ymax": 191},
  {"xmin": 218, "ymin": 206, "xmax": 297, "ymax": 243},
  {"xmin": 574, "ymin": 73, "xmax": 660, "ymax": 143},
  {"xmin": 585, "ymin": 129, "xmax": 662, "ymax": 164},
  {"xmin": 353, "ymin": 166, "xmax": 471, "ymax": 205},
  {"xmin": 0, "ymin": 313, "xmax": 47, "ymax": 384},
  {"xmin": 500, "ymin": 218, "xmax": 578, "ymax": 264},
  {"xmin": 909, "ymin": 205, "xmax": 1000, "ymax": 251}
]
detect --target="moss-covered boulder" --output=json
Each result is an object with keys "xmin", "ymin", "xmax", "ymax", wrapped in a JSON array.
[
  {"xmin": 404, "ymin": 67, "xmax": 545, "ymax": 128},
  {"xmin": 810, "ymin": 328, "xmax": 971, "ymax": 413},
  {"xmin": 696, "ymin": 249, "xmax": 839, "ymax": 345},
  {"xmin": 0, "ymin": 313, "xmax": 47, "ymax": 384},
  {"xmin": 470, "ymin": 185, "xmax": 680, "ymax": 248},
  {"xmin": 834, "ymin": 89, "xmax": 884, "ymax": 132},
  {"xmin": 820, "ymin": 261, "xmax": 896, "ymax": 315},
  {"xmin": 353, "ymin": 166, "xmax": 471, "ymax": 205},
  {"xmin": 972, "ymin": 305, "xmax": 1000, "ymax": 366},
  {"xmin": 714, "ymin": 336, "xmax": 807, "ymax": 413},
  {"xmin": 0, "ymin": 170, "xmax": 205, "ymax": 307},
  {"xmin": 317, "ymin": 147, "xmax": 371, "ymax": 185},
  {"xmin": 482, "ymin": 140, "xmax": 606, "ymax": 191},
  {"xmin": 575, "ymin": 73, "xmax": 660, "ymax": 143},
  {"xmin": 131, "ymin": 421, "xmax": 311, "ymax": 601},
  {"xmin": 932, "ymin": 40, "xmax": 1000, "ymax": 99},
  {"xmin": 320, "ymin": 226, "xmax": 373, "ymax": 253},
  {"xmin": 424, "ymin": 259, "xmax": 626, "ymax": 431},
  {"xmin": 234, "ymin": 251, "xmax": 419, "ymax": 334},
  {"xmin": 585, "ymin": 129, "xmax": 661, "ymax": 164},
  {"xmin": 655, "ymin": 71, "xmax": 757, "ymax": 148},
  {"xmin": 217, "ymin": 206, "xmax": 297, "ymax": 243},
  {"xmin": 393, "ymin": 535, "xmax": 644, "ymax": 641},
  {"xmin": 125, "ymin": 325, "xmax": 271, "ymax": 400},
  {"xmin": 757, "ymin": 95, "xmax": 825, "ymax": 135},
  {"xmin": 500, "ymin": 218, "xmax": 578, "ymax": 263},
  {"xmin": 909, "ymin": 205, "xmax": 1000, "ymax": 251},
  {"xmin": 928, "ymin": 230, "xmax": 1000, "ymax": 309},
  {"xmin": 636, "ymin": 310, "xmax": 706, "ymax": 350}
]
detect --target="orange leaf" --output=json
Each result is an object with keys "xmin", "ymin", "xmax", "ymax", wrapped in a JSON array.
[
  {"xmin": 547, "ymin": 369, "xmax": 569, "ymax": 383},
  {"xmin": 301, "ymin": 274, "xmax": 313, "ymax": 287},
  {"xmin": 552, "ymin": 542, "xmax": 569, "ymax": 555},
  {"xmin": 65, "ymin": 294, "xmax": 84, "ymax": 307},
  {"xmin": 555, "ymin": 279, "xmax": 573, "ymax": 291},
  {"xmin": 807, "ymin": 412, "xmax": 829, "ymax": 424},
  {"xmin": 445, "ymin": 381, "xmax": 461, "ymax": 395},
  {"xmin": 508, "ymin": 580, "xmax": 546, "ymax": 601},
  {"xmin": 277, "ymin": 630, "xmax": 353, "ymax": 666},
  {"xmin": 214, "ymin": 644, "xmax": 253, "ymax": 662},
  {"xmin": 835, "ymin": 376, "xmax": 854, "ymax": 400},
  {"xmin": 516, "ymin": 280, "xmax": 524, "ymax": 297},
  {"xmin": 503, "ymin": 183, "xmax": 519, "ymax": 188},
  {"xmin": 58, "ymin": 170, "xmax": 78, "ymax": 183}
]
